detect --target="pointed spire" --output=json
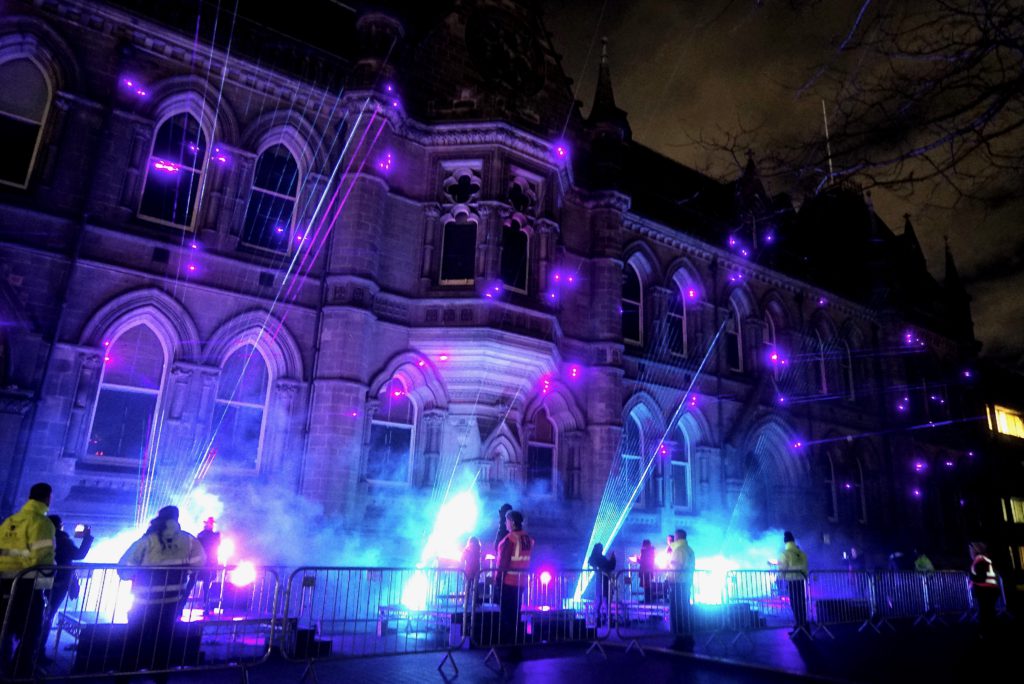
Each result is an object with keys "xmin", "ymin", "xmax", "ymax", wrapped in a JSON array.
[
  {"xmin": 587, "ymin": 36, "xmax": 630, "ymax": 139},
  {"xmin": 901, "ymin": 213, "xmax": 926, "ymax": 270},
  {"xmin": 944, "ymin": 235, "xmax": 963, "ymax": 289}
]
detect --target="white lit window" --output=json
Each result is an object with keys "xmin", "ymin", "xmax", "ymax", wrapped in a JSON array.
[
  {"xmin": 89, "ymin": 326, "xmax": 165, "ymax": 460},
  {"xmin": 992, "ymin": 405, "xmax": 1024, "ymax": 439},
  {"xmin": 367, "ymin": 379, "xmax": 415, "ymax": 483},
  {"xmin": 0, "ymin": 59, "xmax": 50, "ymax": 188},
  {"xmin": 139, "ymin": 113, "xmax": 206, "ymax": 229},
  {"xmin": 242, "ymin": 145, "xmax": 300, "ymax": 252},
  {"xmin": 211, "ymin": 346, "xmax": 270, "ymax": 471}
]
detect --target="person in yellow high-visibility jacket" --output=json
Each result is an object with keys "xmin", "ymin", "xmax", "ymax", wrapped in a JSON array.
[
  {"xmin": 777, "ymin": 530, "xmax": 809, "ymax": 634},
  {"xmin": 0, "ymin": 483, "xmax": 56, "ymax": 677}
]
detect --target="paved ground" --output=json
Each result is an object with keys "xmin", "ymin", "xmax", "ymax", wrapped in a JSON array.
[{"xmin": 52, "ymin": 616, "xmax": 1019, "ymax": 684}]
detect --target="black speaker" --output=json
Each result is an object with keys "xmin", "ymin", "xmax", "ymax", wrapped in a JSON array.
[{"xmin": 72, "ymin": 622, "xmax": 203, "ymax": 674}]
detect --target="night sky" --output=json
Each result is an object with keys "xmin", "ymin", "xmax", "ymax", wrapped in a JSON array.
[{"xmin": 544, "ymin": 0, "xmax": 1023, "ymax": 369}]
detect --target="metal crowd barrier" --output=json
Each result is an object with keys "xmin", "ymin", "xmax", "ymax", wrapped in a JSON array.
[
  {"xmin": 467, "ymin": 568, "xmax": 608, "ymax": 668},
  {"xmin": 0, "ymin": 563, "xmax": 279, "ymax": 682},
  {"xmin": 612, "ymin": 569, "xmax": 727, "ymax": 652},
  {"xmin": 280, "ymin": 567, "xmax": 469, "ymax": 677}
]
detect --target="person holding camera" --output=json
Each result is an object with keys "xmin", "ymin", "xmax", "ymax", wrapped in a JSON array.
[{"xmin": 40, "ymin": 516, "xmax": 93, "ymax": 657}]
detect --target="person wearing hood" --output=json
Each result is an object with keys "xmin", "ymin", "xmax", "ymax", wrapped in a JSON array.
[
  {"xmin": 118, "ymin": 506, "xmax": 205, "ymax": 672},
  {"xmin": 0, "ymin": 483, "xmax": 56, "ymax": 677}
]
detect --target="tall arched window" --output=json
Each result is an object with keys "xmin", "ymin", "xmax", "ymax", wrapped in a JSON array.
[
  {"xmin": 840, "ymin": 341, "xmax": 855, "ymax": 400},
  {"xmin": 139, "ymin": 113, "xmax": 206, "ymax": 229},
  {"xmin": 0, "ymin": 59, "xmax": 50, "ymax": 188},
  {"xmin": 667, "ymin": 290, "xmax": 687, "ymax": 357},
  {"xmin": 668, "ymin": 426, "xmax": 691, "ymax": 510},
  {"xmin": 367, "ymin": 378, "xmax": 415, "ymax": 483},
  {"xmin": 242, "ymin": 145, "xmax": 300, "ymax": 252},
  {"xmin": 824, "ymin": 451, "xmax": 838, "ymax": 521},
  {"xmin": 725, "ymin": 303, "xmax": 743, "ymax": 371},
  {"xmin": 527, "ymin": 409, "xmax": 555, "ymax": 494},
  {"xmin": 211, "ymin": 346, "xmax": 270, "ymax": 470},
  {"xmin": 500, "ymin": 218, "xmax": 529, "ymax": 293},
  {"xmin": 622, "ymin": 264, "xmax": 643, "ymax": 346},
  {"xmin": 89, "ymin": 325, "xmax": 165, "ymax": 460},
  {"xmin": 763, "ymin": 312, "xmax": 778, "ymax": 378},
  {"xmin": 815, "ymin": 331, "xmax": 829, "ymax": 395}
]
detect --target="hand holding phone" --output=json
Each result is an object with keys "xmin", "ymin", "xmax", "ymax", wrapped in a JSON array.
[{"xmin": 74, "ymin": 524, "xmax": 88, "ymax": 539}]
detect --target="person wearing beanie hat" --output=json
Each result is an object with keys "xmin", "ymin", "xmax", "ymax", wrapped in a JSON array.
[
  {"xmin": 777, "ymin": 530, "xmax": 809, "ymax": 637},
  {"xmin": 494, "ymin": 503, "xmax": 514, "ymax": 552},
  {"xmin": 118, "ymin": 505, "xmax": 206, "ymax": 672}
]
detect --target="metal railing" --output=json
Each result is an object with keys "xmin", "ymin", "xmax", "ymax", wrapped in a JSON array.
[
  {"xmin": 0, "ymin": 563, "xmax": 1005, "ymax": 679},
  {"xmin": 1, "ymin": 563, "xmax": 278, "ymax": 681}
]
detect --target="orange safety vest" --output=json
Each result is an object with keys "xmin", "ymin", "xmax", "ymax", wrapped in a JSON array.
[{"xmin": 498, "ymin": 530, "xmax": 533, "ymax": 587}]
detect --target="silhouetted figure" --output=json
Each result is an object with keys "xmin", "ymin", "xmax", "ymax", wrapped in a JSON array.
[
  {"xmin": 968, "ymin": 542, "xmax": 999, "ymax": 639},
  {"xmin": 41, "ymin": 515, "xmax": 92, "ymax": 655},
  {"xmin": 494, "ymin": 503, "xmax": 513, "ymax": 552},
  {"xmin": 588, "ymin": 543, "xmax": 616, "ymax": 624},
  {"xmin": 639, "ymin": 539, "xmax": 656, "ymax": 603}
]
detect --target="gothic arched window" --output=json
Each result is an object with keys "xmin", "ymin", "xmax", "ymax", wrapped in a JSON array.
[
  {"xmin": 242, "ymin": 144, "xmax": 300, "ymax": 252},
  {"xmin": 89, "ymin": 325, "xmax": 166, "ymax": 460},
  {"xmin": 840, "ymin": 341, "xmax": 855, "ymax": 400},
  {"xmin": 500, "ymin": 219, "xmax": 529, "ymax": 293},
  {"xmin": 0, "ymin": 58, "xmax": 50, "ymax": 188},
  {"xmin": 622, "ymin": 264, "xmax": 643, "ymax": 346},
  {"xmin": 763, "ymin": 312, "xmax": 778, "ymax": 378},
  {"xmin": 367, "ymin": 379, "xmax": 415, "ymax": 483},
  {"xmin": 815, "ymin": 331, "xmax": 829, "ymax": 395},
  {"xmin": 668, "ymin": 426, "xmax": 691, "ymax": 510},
  {"xmin": 824, "ymin": 450, "xmax": 838, "ymax": 521},
  {"xmin": 725, "ymin": 303, "xmax": 743, "ymax": 372},
  {"xmin": 139, "ymin": 113, "xmax": 206, "ymax": 229},
  {"xmin": 527, "ymin": 409, "xmax": 556, "ymax": 494},
  {"xmin": 211, "ymin": 345, "xmax": 270, "ymax": 470},
  {"xmin": 440, "ymin": 216, "xmax": 476, "ymax": 285},
  {"xmin": 667, "ymin": 290, "xmax": 687, "ymax": 357}
]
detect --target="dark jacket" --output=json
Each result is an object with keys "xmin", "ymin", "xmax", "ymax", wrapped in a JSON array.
[{"xmin": 54, "ymin": 530, "xmax": 92, "ymax": 587}]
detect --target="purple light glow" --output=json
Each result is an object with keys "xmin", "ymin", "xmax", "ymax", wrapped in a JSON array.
[
  {"xmin": 817, "ymin": 297, "xmax": 828, "ymax": 306},
  {"xmin": 187, "ymin": 263, "xmax": 197, "ymax": 273},
  {"xmin": 728, "ymin": 237, "xmax": 737, "ymax": 247},
  {"xmin": 438, "ymin": 354, "xmax": 449, "ymax": 362},
  {"xmin": 764, "ymin": 232, "xmax": 775, "ymax": 243},
  {"xmin": 190, "ymin": 242, "xmax": 198, "ymax": 249},
  {"xmin": 967, "ymin": 451, "xmax": 975, "ymax": 457},
  {"xmin": 962, "ymin": 369, "xmax": 972, "ymax": 378},
  {"xmin": 944, "ymin": 460, "xmax": 954, "ymax": 468},
  {"xmin": 540, "ymin": 571, "xmax": 552, "ymax": 586},
  {"xmin": 777, "ymin": 395, "xmax": 786, "ymax": 404},
  {"xmin": 792, "ymin": 441, "xmax": 803, "ymax": 449},
  {"xmin": 568, "ymin": 365, "xmax": 582, "ymax": 381},
  {"xmin": 385, "ymin": 83, "xmax": 394, "ymax": 93},
  {"xmin": 211, "ymin": 146, "xmax": 229, "ymax": 164},
  {"xmin": 552, "ymin": 141, "xmax": 570, "ymax": 163},
  {"xmin": 152, "ymin": 160, "xmax": 180, "ymax": 173},
  {"xmin": 417, "ymin": 360, "xmax": 426, "ymax": 367},
  {"xmin": 911, "ymin": 488, "xmax": 922, "ymax": 499},
  {"xmin": 727, "ymin": 272, "xmax": 744, "ymax": 283},
  {"xmin": 187, "ymin": 142, "xmax": 200, "ymax": 155},
  {"xmin": 392, "ymin": 390, "xmax": 404, "ymax": 398},
  {"xmin": 843, "ymin": 482, "xmax": 853, "ymax": 490},
  {"xmin": 274, "ymin": 226, "xmax": 285, "ymax": 234},
  {"xmin": 913, "ymin": 461, "xmax": 926, "ymax": 472},
  {"xmin": 349, "ymin": 410, "xmax": 359, "ymax": 417},
  {"xmin": 391, "ymin": 99, "xmax": 400, "ymax": 108},
  {"xmin": 688, "ymin": 394, "xmax": 698, "ymax": 408},
  {"xmin": 377, "ymin": 151, "xmax": 393, "ymax": 173},
  {"xmin": 540, "ymin": 375, "xmax": 553, "ymax": 395},
  {"xmin": 120, "ymin": 77, "xmax": 148, "ymax": 98},
  {"xmin": 686, "ymin": 288, "xmax": 698, "ymax": 300},
  {"xmin": 897, "ymin": 403, "xmax": 906, "ymax": 412},
  {"xmin": 739, "ymin": 248, "xmax": 750, "ymax": 258},
  {"xmin": 659, "ymin": 445, "xmax": 669, "ymax": 456}
]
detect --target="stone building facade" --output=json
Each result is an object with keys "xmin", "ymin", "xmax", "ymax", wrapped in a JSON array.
[{"xmin": 0, "ymin": 0, "xmax": 991, "ymax": 568}]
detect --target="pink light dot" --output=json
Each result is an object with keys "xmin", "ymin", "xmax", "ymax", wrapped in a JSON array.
[
  {"xmin": 567, "ymin": 276, "xmax": 575, "ymax": 283},
  {"xmin": 417, "ymin": 360, "xmax": 426, "ymax": 367},
  {"xmin": 792, "ymin": 441, "xmax": 803, "ymax": 449},
  {"xmin": 187, "ymin": 264, "xmax": 196, "ymax": 272},
  {"xmin": 103, "ymin": 340, "xmax": 110, "ymax": 347},
  {"xmin": 104, "ymin": 355, "xmax": 111, "ymax": 363},
  {"xmin": 439, "ymin": 354, "xmax": 449, "ymax": 361},
  {"xmin": 190, "ymin": 242, "xmax": 198, "ymax": 249},
  {"xmin": 350, "ymin": 411, "xmax": 358, "ymax": 417},
  {"xmin": 540, "ymin": 571, "xmax": 552, "ymax": 586},
  {"xmin": 392, "ymin": 390, "xmax": 404, "ymax": 397},
  {"xmin": 686, "ymin": 289, "xmax": 697, "ymax": 299}
]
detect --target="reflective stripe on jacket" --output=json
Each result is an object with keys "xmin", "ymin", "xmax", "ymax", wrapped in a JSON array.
[
  {"xmin": 0, "ymin": 499, "xmax": 56, "ymax": 586},
  {"xmin": 118, "ymin": 528, "xmax": 206, "ymax": 604},
  {"xmin": 970, "ymin": 554, "xmax": 998, "ymax": 588},
  {"xmin": 497, "ymin": 530, "xmax": 533, "ymax": 587},
  {"xmin": 778, "ymin": 542, "xmax": 809, "ymax": 581}
]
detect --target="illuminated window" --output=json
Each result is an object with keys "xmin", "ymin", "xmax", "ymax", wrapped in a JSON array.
[
  {"xmin": 621, "ymin": 414, "xmax": 660, "ymax": 508},
  {"xmin": 499, "ymin": 218, "xmax": 529, "ymax": 293},
  {"xmin": 211, "ymin": 346, "xmax": 269, "ymax": 470},
  {"xmin": 993, "ymin": 405, "xmax": 1024, "ymax": 438},
  {"xmin": 367, "ymin": 379, "xmax": 415, "ymax": 483},
  {"xmin": 668, "ymin": 427, "xmax": 691, "ymax": 510},
  {"xmin": 527, "ymin": 410, "xmax": 555, "ymax": 495},
  {"xmin": 667, "ymin": 291, "xmax": 687, "ymax": 357},
  {"xmin": 622, "ymin": 265, "xmax": 642, "ymax": 346},
  {"xmin": 242, "ymin": 145, "xmax": 300, "ymax": 252},
  {"xmin": 0, "ymin": 59, "xmax": 50, "ymax": 188},
  {"xmin": 725, "ymin": 303, "xmax": 742, "ymax": 371},
  {"xmin": 1008, "ymin": 498, "xmax": 1024, "ymax": 524},
  {"xmin": 139, "ymin": 113, "xmax": 206, "ymax": 229},
  {"xmin": 89, "ymin": 326, "xmax": 165, "ymax": 460}
]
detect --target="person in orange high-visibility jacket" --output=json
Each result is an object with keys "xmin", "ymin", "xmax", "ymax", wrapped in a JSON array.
[
  {"xmin": 117, "ymin": 506, "xmax": 205, "ymax": 672},
  {"xmin": 968, "ymin": 542, "xmax": 999, "ymax": 639},
  {"xmin": 0, "ymin": 483, "xmax": 56, "ymax": 678},
  {"xmin": 496, "ymin": 510, "xmax": 533, "ymax": 648}
]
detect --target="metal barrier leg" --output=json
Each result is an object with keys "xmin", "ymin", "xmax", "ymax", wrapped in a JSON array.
[
  {"xmin": 788, "ymin": 625, "xmax": 812, "ymax": 640},
  {"xmin": 298, "ymin": 660, "xmax": 320, "ymax": 684},
  {"xmin": 622, "ymin": 639, "xmax": 645, "ymax": 657},
  {"xmin": 811, "ymin": 623, "xmax": 834, "ymax": 640},
  {"xmin": 585, "ymin": 640, "xmax": 608, "ymax": 659},
  {"xmin": 437, "ymin": 649, "xmax": 459, "ymax": 675}
]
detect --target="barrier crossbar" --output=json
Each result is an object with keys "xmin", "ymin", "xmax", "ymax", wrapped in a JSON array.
[{"xmin": 0, "ymin": 563, "xmax": 279, "ymax": 681}]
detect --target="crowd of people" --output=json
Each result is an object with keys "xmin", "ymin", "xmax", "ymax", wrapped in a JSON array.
[{"xmin": 0, "ymin": 482, "xmax": 223, "ymax": 678}]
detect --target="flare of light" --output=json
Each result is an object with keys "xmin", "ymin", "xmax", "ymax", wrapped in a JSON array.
[
  {"xmin": 218, "ymin": 537, "xmax": 235, "ymax": 566},
  {"xmin": 401, "ymin": 571, "xmax": 430, "ymax": 611},
  {"xmin": 694, "ymin": 555, "xmax": 737, "ymax": 605},
  {"xmin": 540, "ymin": 571, "xmax": 552, "ymax": 586},
  {"xmin": 655, "ymin": 551, "xmax": 671, "ymax": 570},
  {"xmin": 229, "ymin": 561, "xmax": 256, "ymax": 587}
]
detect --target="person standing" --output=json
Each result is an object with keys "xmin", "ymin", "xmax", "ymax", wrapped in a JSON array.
[
  {"xmin": 496, "ymin": 510, "xmax": 533, "ymax": 655},
  {"xmin": 0, "ymin": 483, "xmax": 56, "ymax": 678},
  {"xmin": 462, "ymin": 537, "xmax": 482, "ymax": 603},
  {"xmin": 40, "ymin": 515, "xmax": 93, "ymax": 656},
  {"xmin": 668, "ymin": 529, "xmax": 695, "ymax": 650},
  {"xmin": 118, "ymin": 506, "xmax": 205, "ymax": 672},
  {"xmin": 196, "ymin": 517, "xmax": 221, "ymax": 612},
  {"xmin": 638, "ymin": 539, "xmax": 656, "ymax": 603},
  {"xmin": 778, "ymin": 531, "xmax": 809, "ymax": 637},
  {"xmin": 968, "ymin": 542, "xmax": 999, "ymax": 639},
  {"xmin": 587, "ymin": 543, "xmax": 616, "ymax": 625},
  {"xmin": 494, "ymin": 503, "xmax": 513, "ymax": 553}
]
